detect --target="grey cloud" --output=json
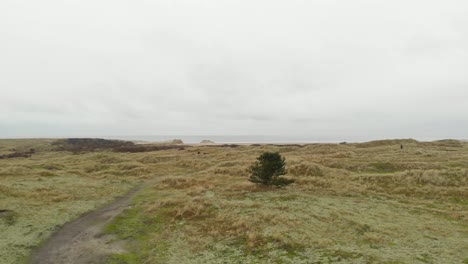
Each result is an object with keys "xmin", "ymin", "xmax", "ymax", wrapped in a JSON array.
[{"xmin": 1, "ymin": 0, "xmax": 467, "ymax": 140}]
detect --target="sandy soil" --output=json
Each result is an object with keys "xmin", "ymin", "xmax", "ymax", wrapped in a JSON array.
[{"xmin": 27, "ymin": 186, "xmax": 142, "ymax": 264}]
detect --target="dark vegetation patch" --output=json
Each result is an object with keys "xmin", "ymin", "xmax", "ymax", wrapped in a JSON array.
[
  {"xmin": 113, "ymin": 145, "xmax": 185, "ymax": 153},
  {"xmin": 34, "ymin": 163, "xmax": 64, "ymax": 170},
  {"xmin": 52, "ymin": 138, "xmax": 134, "ymax": 153},
  {"xmin": 320, "ymin": 249, "xmax": 365, "ymax": 261},
  {"xmin": 0, "ymin": 209, "xmax": 13, "ymax": 215},
  {"xmin": 270, "ymin": 144, "xmax": 305, "ymax": 148},
  {"xmin": 0, "ymin": 209, "xmax": 18, "ymax": 226},
  {"xmin": 0, "ymin": 149, "xmax": 35, "ymax": 159},
  {"xmin": 52, "ymin": 138, "xmax": 186, "ymax": 153},
  {"xmin": 368, "ymin": 162, "xmax": 400, "ymax": 173},
  {"xmin": 206, "ymin": 144, "xmax": 240, "ymax": 148},
  {"xmin": 327, "ymin": 161, "xmax": 435, "ymax": 173}
]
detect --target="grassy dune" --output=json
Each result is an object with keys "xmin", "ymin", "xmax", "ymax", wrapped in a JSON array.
[
  {"xmin": 1, "ymin": 139, "xmax": 467, "ymax": 263},
  {"xmin": 0, "ymin": 140, "xmax": 138, "ymax": 263}
]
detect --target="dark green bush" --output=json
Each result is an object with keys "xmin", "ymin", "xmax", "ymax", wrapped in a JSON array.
[{"xmin": 248, "ymin": 152, "xmax": 294, "ymax": 186}]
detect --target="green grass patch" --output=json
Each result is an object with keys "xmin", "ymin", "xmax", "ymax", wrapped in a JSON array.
[
  {"xmin": 415, "ymin": 253, "xmax": 434, "ymax": 263},
  {"xmin": 368, "ymin": 162, "xmax": 400, "ymax": 173},
  {"xmin": 449, "ymin": 196, "xmax": 468, "ymax": 206},
  {"xmin": 107, "ymin": 253, "xmax": 141, "ymax": 264},
  {"xmin": 319, "ymin": 249, "xmax": 365, "ymax": 262},
  {"xmin": 104, "ymin": 193, "xmax": 171, "ymax": 263},
  {"xmin": 0, "ymin": 211, "xmax": 18, "ymax": 226}
]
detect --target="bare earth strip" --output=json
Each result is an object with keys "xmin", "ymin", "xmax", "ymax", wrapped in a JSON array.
[{"xmin": 28, "ymin": 186, "xmax": 142, "ymax": 264}]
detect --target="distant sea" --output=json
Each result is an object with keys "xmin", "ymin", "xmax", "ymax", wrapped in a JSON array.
[{"xmin": 104, "ymin": 135, "xmax": 342, "ymax": 144}]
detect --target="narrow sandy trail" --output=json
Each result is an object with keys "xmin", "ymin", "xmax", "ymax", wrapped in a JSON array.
[{"xmin": 28, "ymin": 186, "xmax": 142, "ymax": 264}]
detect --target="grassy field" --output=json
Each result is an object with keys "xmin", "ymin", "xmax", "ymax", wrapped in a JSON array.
[{"xmin": 1, "ymin": 139, "xmax": 467, "ymax": 263}]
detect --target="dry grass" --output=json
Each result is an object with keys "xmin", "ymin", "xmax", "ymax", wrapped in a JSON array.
[
  {"xmin": 106, "ymin": 139, "xmax": 468, "ymax": 263},
  {"xmin": 1, "ymin": 139, "xmax": 468, "ymax": 263}
]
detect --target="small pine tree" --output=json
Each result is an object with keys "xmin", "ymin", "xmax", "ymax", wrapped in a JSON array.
[{"xmin": 248, "ymin": 152, "xmax": 294, "ymax": 187}]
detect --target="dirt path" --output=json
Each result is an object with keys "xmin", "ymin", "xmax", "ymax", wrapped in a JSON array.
[{"xmin": 28, "ymin": 186, "xmax": 142, "ymax": 264}]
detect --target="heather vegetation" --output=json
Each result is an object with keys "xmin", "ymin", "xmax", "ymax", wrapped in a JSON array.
[
  {"xmin": 51, "ymin": 138, "xmax": 185, "ymax": 153},
  {"xmin": 0, "ymin": 139, "xmax": 467, "ymax": 263}
]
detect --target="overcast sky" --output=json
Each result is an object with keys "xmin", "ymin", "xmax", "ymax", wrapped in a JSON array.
[{"xmin": 1, "ymin": 0, "xmax": 467, "ymax": 141}]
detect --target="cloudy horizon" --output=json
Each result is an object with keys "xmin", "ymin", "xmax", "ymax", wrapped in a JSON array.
[{"xmin": 1, "ymin": 0, "xmax": 467, "ymax": 141}]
